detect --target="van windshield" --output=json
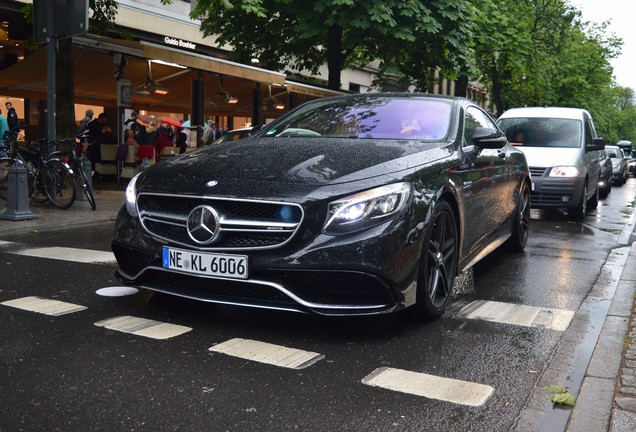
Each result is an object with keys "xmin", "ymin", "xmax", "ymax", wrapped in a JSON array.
[{"xmin": 497, "ymin": 118, "xmax": 582, "ymax": 148}]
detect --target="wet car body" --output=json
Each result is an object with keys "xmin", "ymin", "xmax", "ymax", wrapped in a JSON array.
[
  {"xmin": 112, "ymin": 93, "xmax": 531, "ymax": 318},
  {"xmin": 597, "ymin": 149, "xmax": 612, "ymax": 198},
  {"xmin": 606, "ymin": 144, "xmax": 629, "ymax": 185}
]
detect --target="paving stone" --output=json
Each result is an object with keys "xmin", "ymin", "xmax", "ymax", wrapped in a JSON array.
[{"xmin": 615, "ymin": 397, "xmax": 636, "ymax": 412}]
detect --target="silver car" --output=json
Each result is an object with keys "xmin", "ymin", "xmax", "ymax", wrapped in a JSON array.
[
  {"xmin": 497, "ymin": 107, "xmax": 605, "ymax": 220},
  {"xmin": 606, "ymin": 144, "xmax": 629, "ymax": 185}
]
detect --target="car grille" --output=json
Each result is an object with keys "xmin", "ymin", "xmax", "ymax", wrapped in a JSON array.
[
  {"xmin": 529, "ymin": 166, "xmax": 549, "ymax": 177},
  {"xmin": 136, "ymin": 193, "xmax": 303, "ymax": 251}
]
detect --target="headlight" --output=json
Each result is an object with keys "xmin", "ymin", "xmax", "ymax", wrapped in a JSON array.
[
  {"xmin": 549, "ymin": 166, "xmax": 579, "ymax": 177},
  {"xmin": 323, "ymin": 183, "xmax": 412, "ymax": 235},
  {"xmin": 125, "ymin": 173, "xmax": 142, "ymax": 217}
]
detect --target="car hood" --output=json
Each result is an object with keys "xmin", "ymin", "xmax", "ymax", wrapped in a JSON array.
[
  {"xmin": 140, "ymin": 137, "xmax": 451, "ymax": 192},
  {"xmin": 515, "ymin": 146, "xmax": 581, "ymax": 167}
]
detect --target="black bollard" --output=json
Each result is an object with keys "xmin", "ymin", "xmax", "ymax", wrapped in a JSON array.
[{"xmin": 0, "ymin": 164, "xmax": 39, "ymax": 221}]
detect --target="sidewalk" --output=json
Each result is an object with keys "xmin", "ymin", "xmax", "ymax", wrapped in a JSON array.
[
  {"xmin": 0, "ymin": 186, "xmax": 125, "ymax": 235},
  {"xmin": 1, "ymin": 185, "xmax": 635, "ymax": 431}
]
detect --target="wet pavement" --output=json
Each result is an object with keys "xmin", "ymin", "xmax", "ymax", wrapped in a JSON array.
[{"xmin": 1, "ymin": 182, "xmax": 635, "ymax": 431}]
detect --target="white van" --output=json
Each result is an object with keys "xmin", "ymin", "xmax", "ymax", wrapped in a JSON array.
[{"xmin": 497, "ymin": 107, "xmax": 605, "ymax": 220}]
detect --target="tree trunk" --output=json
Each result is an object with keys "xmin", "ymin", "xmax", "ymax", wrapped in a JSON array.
[
  {"xmin": 56, "ymin": 38, "xmax": 76, "ymax": 140},
  {"xmin": 491, "ymin": 58, "xmax": 504, "ymax": 117},
  {"xmin": 326, "ymin": 24, "xmax": 344, "ymax": 91},
  {"xmin": 455, "ymin": 75, "xmax": 469, "ymax": 98}
]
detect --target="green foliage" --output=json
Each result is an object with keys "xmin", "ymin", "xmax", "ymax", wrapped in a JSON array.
[{"xmin": 177, "ymin": 0, "xmax": 476, "ymax": 91}]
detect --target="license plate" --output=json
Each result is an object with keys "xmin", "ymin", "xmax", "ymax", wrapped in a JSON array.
[{"xmin": 162, "ymin": 247, "xmax": 248, "ymax": 279}]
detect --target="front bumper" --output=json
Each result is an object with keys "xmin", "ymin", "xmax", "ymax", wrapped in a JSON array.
[
  {"xmin": 112, "ymin": 205, "xmax": 421, "ymax": 316},
  {"xmin": 527, "ymin": 167, "xmax": 585, "ymax": 209}
]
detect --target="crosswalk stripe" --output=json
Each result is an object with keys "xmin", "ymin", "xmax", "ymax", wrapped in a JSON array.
[
  {"xmin": 209, "ymin": 338, "xmax": 324, "ymax": 369},
  {"xmin": 458, "ymin": 300, "xmax": 574, "ymax": 331},
  {"xmin": 1, "ymin": 296, "xmax": 87, "ymax": 316},
  {"xmin": 362, "ymin": 367, "xmax": 494, "ymax": 406},
  {"xmin": 94, "ymin": 315, "xmax": 191, "ymax": 340},
  {"xmin": 12, "ymin": 246, "xmax": 116, "ymax": 264}
]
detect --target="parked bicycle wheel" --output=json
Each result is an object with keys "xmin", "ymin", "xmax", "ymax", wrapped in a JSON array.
[
  {"xmin": 43, "ymin": 159, "xmax": 76, "ymax": 209},
  {"xmin": 0, "ymin": 158, "xmax": 11, "ymax": 201},
  {"xmin": 76, "ymin": 159, "xmax": 96, "ymax": 210},
  {"xmin": 27, "ymin": 160, "xmax": 49, "ymax": 204}
]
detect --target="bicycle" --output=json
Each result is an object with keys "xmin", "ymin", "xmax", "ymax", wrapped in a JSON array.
[
  {"xmin": 0, "ymin": 131, "xmax": 76, "ymax": 209},
  {"xmin": 48, "ymin": 131, "xmax": 96, "ymax": 210}
]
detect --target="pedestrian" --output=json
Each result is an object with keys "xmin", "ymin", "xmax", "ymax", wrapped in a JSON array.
[
  {"xmin": 4, "ymin": 101, "xmax": 19, "ymax": 131},
  {"xmin": 86, "ymin": 113, "xmax": 109, "ymax": 173},
  {"xmin": 202, "ymin": 120, "xmax": 219, "ymax": 145},
  {"xmin": 76, "ymin": 109, "xmax": 94, "ymax": 154},
  {"xmin": 0, "ymin": 109, "xmax": 9, "ymax": 158},
  {"xmin": 123, "ymin": 110, "xmax": 138, "ymax": 136}
]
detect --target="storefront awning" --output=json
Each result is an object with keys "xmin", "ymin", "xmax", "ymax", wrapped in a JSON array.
[{"xmin": 141, "ymin": 42, "xmax": 286, "ymax": 87}]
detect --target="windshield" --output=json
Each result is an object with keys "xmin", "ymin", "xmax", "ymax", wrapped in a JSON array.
[
  {"xmin": 497, "ymin": 117, "xmax": 582, "ymax": 148},
  {"xmin": 262, "ymin": 96, "xmax": 452, "ymax": 140}
]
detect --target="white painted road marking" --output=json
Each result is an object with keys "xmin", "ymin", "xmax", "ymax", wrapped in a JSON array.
[
  {"xmin": 1, "ymin": 296, "xmax": 87, "ymax": 316},
  {"xmin": 209, "ymin": 338, "xmax": 324, "ymax": 369},
  {"xmin": 458, "ymin": 300, "xmax": 574, "ymax": 331},
  {"xmin": 362, "ymin": 367, "xmax": 494, "ymax": 406},
  {"xmin": 94, "ymin": 316, "xmax": 191, "ymax": 340},
  {"xmin": 12, "ymin": 247, "xmax": 116, "ymax": 264}
]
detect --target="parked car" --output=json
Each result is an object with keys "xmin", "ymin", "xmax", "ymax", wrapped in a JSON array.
[
  {"xmin": 496, "ymin": 107, "xmax": 605, "ymax": 220},
  {"xmin": 112, "ymin": 93, "xmax": 531, "ymax": 319},
  {"xmin": 605, "ymin": 144, "xmax": 629, "ymax": 185},
  {"xmin": 617, "ymin": 140, "xmax": 636, "ymax": 177},
  {"xmin": 597, "ymin": 149, "xmax": 613, "ymax": 199},
  {"xmin": 209, "ymin": 127, "xmax": 254, "ymax": 145},
  {"xmin": 629, "ymin": 158, "xmax": 636, "ymax": 177}
]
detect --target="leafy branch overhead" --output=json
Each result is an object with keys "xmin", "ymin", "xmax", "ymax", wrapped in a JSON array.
[{"xmin": 163, "ymin": 0, "xmax": 478, "ymax": 91}]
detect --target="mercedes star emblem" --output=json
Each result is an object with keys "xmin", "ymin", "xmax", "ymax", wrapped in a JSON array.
[{"xmin": 186, "ymin": 205, "xmax": 220, "ymax": 244}]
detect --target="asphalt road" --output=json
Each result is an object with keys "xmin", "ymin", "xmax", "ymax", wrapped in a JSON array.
[{"xmin": 0, "ymin": 179, "xmax": 634, "ymax": 431}]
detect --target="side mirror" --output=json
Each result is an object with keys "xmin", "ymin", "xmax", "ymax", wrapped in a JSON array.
[
  {"xmin": 472, "ymin": 127, "xmax": 507, "ymax": 149},
  {"xmin": 586, "ymin": 137, "xmax": 605, "ymax": 151}
]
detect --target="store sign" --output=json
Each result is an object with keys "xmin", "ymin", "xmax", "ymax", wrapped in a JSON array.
[{"xmin": 164, "ymin": 37, "xmax": 197, "ymax": 50}]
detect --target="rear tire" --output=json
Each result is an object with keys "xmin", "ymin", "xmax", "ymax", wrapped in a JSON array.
[
  {"xmin": 44, "ymin": 159, "xmax": 76, "ymax": 209},
  {"xmin": 415, "ymin": 200, "xmax": 458, "ymax": 320}
]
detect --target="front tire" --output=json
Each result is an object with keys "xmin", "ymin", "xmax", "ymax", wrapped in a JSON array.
[
  {"xmin": 415, "ymin": 200, "xmax": 458, "ymax": 320},
  {"xmin": 570, "ymin": 183, "xmax": 587, "ymax": 221},
  {"xmin": 507, "ymin": 180, "xmax": 530, "ymax": 251}
]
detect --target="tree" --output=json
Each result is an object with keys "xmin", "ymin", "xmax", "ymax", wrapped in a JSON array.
[
  {"xmin": 470, "ymin": 0, "xmax": 622, "ymax": 118},
  {"xmin": 167, "ymin": 0, "xmax": 476, "ymax": 92}
]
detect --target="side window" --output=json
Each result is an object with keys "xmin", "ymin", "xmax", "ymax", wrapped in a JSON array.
[
  {"xmin": 463, "ymin": 107, "xmax": 495, "ymax": 146},
  {"xmin": 584, "ymin": 117, "xmax": 594, "ymax": 145}
]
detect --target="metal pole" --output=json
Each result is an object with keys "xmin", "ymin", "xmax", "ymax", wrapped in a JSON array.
[{"xmin": 46, "ymin": 1, "xmax": 56, "ymax": 148}]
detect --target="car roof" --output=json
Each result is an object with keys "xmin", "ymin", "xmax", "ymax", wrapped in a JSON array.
[{"xmin": 498, "ymin": 106, "xmax": 591, "ymax": 120}]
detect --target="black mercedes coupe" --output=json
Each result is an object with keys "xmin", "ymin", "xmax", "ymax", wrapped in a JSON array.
[{"xmin": 112, "ymin": 93, "xmax": 531, "ymax": 319}]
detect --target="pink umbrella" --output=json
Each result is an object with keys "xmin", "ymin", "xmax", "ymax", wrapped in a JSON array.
[{"xmin": 161, "ymin": 118, "xmax": 182, "ymax": 127}]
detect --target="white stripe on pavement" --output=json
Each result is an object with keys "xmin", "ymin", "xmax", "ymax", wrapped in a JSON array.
[
  {"xmin": 13, "ymin": 246, "xmax": 116, "ymax": 264},
  {"xmin": 209, "ymin": 338, "xmax": 324, "ymax": 369},
  {"xmin": 94, "ymin": 316, "xmax": 191, "ymax": 340},
  {"xmin": 362, "ymin": 367, "xmax": 494, "ymax": 407},
  {"xmin": 458, "ymin": 300, "xmax": 574, "ymax": 331},
  {"xmin": 1, "ymin": 296, "xmax": 87, "ymax": 316}
]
